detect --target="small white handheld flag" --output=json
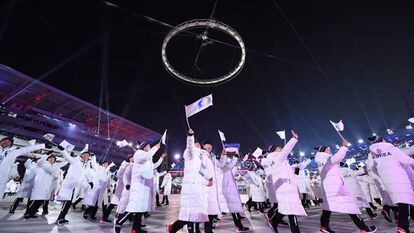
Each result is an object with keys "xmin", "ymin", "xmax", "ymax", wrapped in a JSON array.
[
  {"xmin": 160, "ymin": 129, "xmax": 168, "ymax": 145},
  {"xmin": 28, "ymin": 139, "xmax": 36, "ymax": 146},
  {"xmin": 276, "ymin": 130, "xmax": 286, "ymax": 140},
  {"xmin": 80, "ymin": 144, "xmax": 89, "ymax": 153},
  {"xmin": 330, "ymin": 120, "xmax": 344, "ymax": 132},
  {"xmin": 218, "ymin": 130, "xmax": 226, "ymax": 142},
  {"xmin": 252, "ymin": 147, "xmax": 263, "ymax": 158},
  {"xmin": 185, "ymin": 94, "xmax": 213, "ymax": 118},
  {"xmin": 43, "ymin": 133, "xmax": 55, "ymax": 142},
  {"xmin": 59, "ymin": 140, "xmax": 75, "ymax": 152},
  {"xmin": 117, "ymin": 140, "xmax": 129, "ymax": 148}
]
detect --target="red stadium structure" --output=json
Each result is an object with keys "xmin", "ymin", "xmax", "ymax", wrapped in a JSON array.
[{"xmin": 0, "ymin": 64, "xmax": 161, "ymax": 162}]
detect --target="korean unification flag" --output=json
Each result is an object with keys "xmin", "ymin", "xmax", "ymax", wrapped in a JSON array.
[
  {"xmin": 330, "ymin": 120, "xmax": 344, "ymax": 132},
  {"xmin": 252, "ymin": 147, "xmax": 263, "ymax": 158},
  {"xmin": 59, "ymin": 140, "xmax": 75, "ymax": 152},
  {"xmin": 218, "ymin": 130, "xmax": 226, "ymax": 142},
  {"xmin": 185, "ymin": 94, "xmax": 213, "ymax": 118},
  {"xmin": 276, "ymin": 130, "xmax": 286, "ymax": 140},
  {"xmin": 43, "ymin": 133, "xmax": 55, "ymax": 142},
  {"xmin": 160, "ymin": 129, "xmax": 167, "ymax": 145}
]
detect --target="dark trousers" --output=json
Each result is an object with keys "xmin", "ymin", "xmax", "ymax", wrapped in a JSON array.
[
  {"xmin": 25, "ymin": 200, "xmax": 44, "ymax": 216},
  {"xmin": 301, "ymin": 193, "xmax": 308, "ymax": 206},
  {"xmin": 397, "ymin": 203, "xmax": 410, "ymax": 232},
  {"xmin": 365, "ymin": 208, "xmax": 375, "ymax": 217},
  {"xmin": 10, "ymin": 197, "xmax": 25, "ymax": 213},
  {"xmin": 43, "ymin": 200, "xmax": 49, "ymax": 213},
  {"xmin": 204, "ymin": 215, "xmax": 216, "ymax": 233},
  {"xmin": 231, "ymin": 213, "xmax": 244, "ymax": 229},
  {"xmin": 132, "ymin": 212, "xmax": 143, "ymax": 231},
  {"xmin": 170, "ymin": 220, "xmax": 200, "ymax": 233},
  {"xmin": 156, "ymin": 193, "xmax": 160, "ymax": 206},
  {"xmin": 271, "ymin": 208, "xmax": 300, "ymax": 233},
  {"xmin": 103, "ymin": 203, "xmax": 116, "ymax": 220},
  {"xmin": 320, "ymin": 210, "xmax": 370, "ymax": 231},
  {"xmin": 57, "ymin": 200, "xmax": 72, "ymax": 220},
  {"xmin": 267, "ymin": 203, "xmax": 278, "ymax": 219},
  {"xmin": 161, "ymin": 195, "xmax": 169, "ymax": 205},
  {"xmin": 72, "ymin": 197, "xmax": 83, "ymax": 208}
]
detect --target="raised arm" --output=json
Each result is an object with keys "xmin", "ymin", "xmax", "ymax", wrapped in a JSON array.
[
  {"xmin": 61, "ymin": 150, "xmax": 75, "ymax": 164},
  {"xmin": 298, "ymin": 159, "xmax": 311, "ymax": 170},
  {"xmin": 329, "ymin": 146, "xmax": 348, "ymax": 165},
  {"xmin": 8, "ymin": 144, "xmax": 46, "ymax": 162},
  {"xmin": 184, "ymin": 130, "xmax": 196, "ymax": 160}
]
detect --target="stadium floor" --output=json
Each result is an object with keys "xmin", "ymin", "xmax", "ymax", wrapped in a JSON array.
[{"xmin": 0, "ymin": 194, "xmax": 400, "ymax": 233}]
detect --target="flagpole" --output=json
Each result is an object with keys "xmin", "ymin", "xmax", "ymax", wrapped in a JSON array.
[
  {"xmin": 334, "ymin": 129, "xmax": 345, "ymax": 141},
  {"xmin": 184, "ymin": 106, "xmax": 191, "ymax": 129}
]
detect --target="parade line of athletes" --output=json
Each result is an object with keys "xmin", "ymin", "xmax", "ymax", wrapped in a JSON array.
[{"xmin": 0, "ymin": 127, "xmax": 413, "ymax": 233}]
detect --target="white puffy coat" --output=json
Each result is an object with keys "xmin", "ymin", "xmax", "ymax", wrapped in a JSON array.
[
  {"xmin": 116, "ymin": 163, "xmax": 132, "ymax": 214},
  {"xmin": 160, "ymin": 173, "xmax": 172, "ymax": 196},
  {"xmin": 125, "ymin": 146, "xmax": 160, "ymax": 213},
  {"xmin": 367, "ymin": 167, "xmax": 393, "ymax": 206},
  {"xmin": 310, "ymin": 177, "xmax": 323, "ymax": 199},
  {"xmin": 292, "ymin": 159, "xmax": 311, "ymax": 194},
  {"xmin": 111, "ymin": 161, "xmax": 128, "ymax": 205},
  {"xmin": 268, "ymin": 138, "xmax": 307, "ymax": 216},
  {"xmin": 218, "ymin": 156, "xmax": 243, "ymax": 213},
  {"xmin": 16, "ymin": 159, "xmax": 37, "ymax": 198},
  {"xmin": 316, "ymin": 147, "xmax": 361, "ymax": 214},
  {"xmin": 201, "ymin": 150, "xmax": 221, "ymax": 215},
  {"xmin": 56, "ymin": 150, "xmax": 92, "ymax": 201},
  {"xmin": 0, "ymin": 144, "xmax": 45, "ymax": 199},
  {"xmin": 356, "ymin": 175, "xmax": 375, "ymax": 203},
  {"xmin": 261, "ymin": 156, "xmax": 277, "ymax": 203},
  {"xmin": 30, "ymin": 155, "xmax": 59, "ymax": 200},
  {"xmin": 178, "ymin": 135, "xmax": 208, "ymax": 223},
  {"xmin": 83, "ymin": 162, "xmax": 113, "ymax": 206},
  {"xmin": 368, "ymin": 142, "xmax": 414, "ymax": 205},
  {"xmin": 248, "ymin": 170, "xmax": 266, "ymax": 202},
  {"xmin": 341, "ymin": 168, "xmax": 369, "ymax": 208}
]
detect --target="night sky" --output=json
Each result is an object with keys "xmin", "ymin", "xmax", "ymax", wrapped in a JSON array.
[{"xmin": 1, "ymin": 0, "xmax": 414, "ymax": 160}]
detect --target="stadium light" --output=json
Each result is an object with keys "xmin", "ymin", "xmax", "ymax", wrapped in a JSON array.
[
  {"xmin": 335, "ymin": 145, "xmax": 340, "ymax": 149},
  {"xmin": 387, "ymin": 129, "xmax": 393, "ymax": 135},
  {"xmin": 358, "ymin": 139, "xmax": 364, "ymax": 144},
  {"xmin": 372, "ymin": 133, "xmax": 377, "ymax": 136},
  {"xmin": 406, "ymin": 125, "xmax": 413, "ymax": 130},
  {"xmin": 174, "ymin": 153, "xmax": 181, "ymax": 160},
  {"xmin": 299, "ymin": 151, "xmax": 305, "ymax": 157}
]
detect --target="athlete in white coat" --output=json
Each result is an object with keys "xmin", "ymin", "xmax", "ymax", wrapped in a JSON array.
[
  {"xmin": 102, "ymin": 158, "xmax": 130, "ymax": 222},
  {"xmin": 368, "ymin": 136, "xmax": 414, "ymax": 233},
  {"xmin": 292, "ymin": 158, "xmax": 311, "ymax": 208},
  {"xmin": 217, "ymin": 153, "xmax": 249, "ymax": 232},
  {"xmin": 55, "ymin": 149, "xmax": 92, "ymax": 225},
  {"xmin": 0, "ymin": 137, "xmax": 46, "ymax": 200},
  {"xmin": 9, "ymin": 158, "xmax": 37, "ymax": 214},
  {"xmin": 340, "ymin": 165, "xmax": 377, "ymax": 218},
  {"xmin": 83, "ymin": 160, "xmax": 113, "ymax": 221},
  {"xmin": 315, "ymin": 139, "xmax": 376, "ymax": 233},
  {"xmin": 166, "ymin": 129, "xmax": 209, "ymax": 233},
  {"xmin": 160, "ymin": 171, "xmax": 172, "ymax": 205},
  {"xmin": 200, "ymin": 139, "xmax": 222, "ymax": 233},
  {"xmin": 119, "ymin": 141, "xmax": 161, "ymax": 232},
  {"xmin": 113, "ymin": 156, "xmax": 134, "ymax": 232},
  {"xmin": 24, "ymin": 153, "xmax": 58, "ymax": 219},
  {"xmin": 267, "ymin": 131, "xmax": 306, "ymax": 233}
]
